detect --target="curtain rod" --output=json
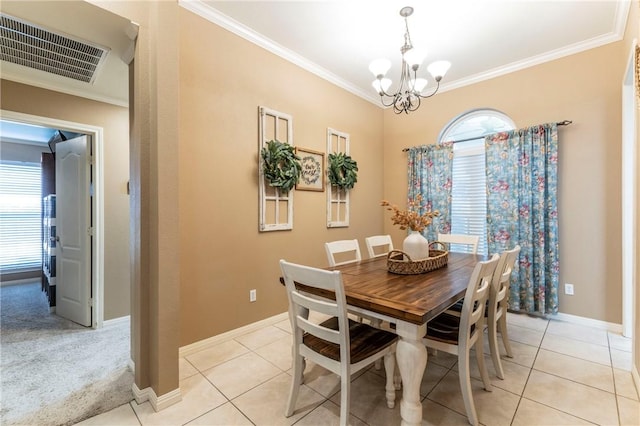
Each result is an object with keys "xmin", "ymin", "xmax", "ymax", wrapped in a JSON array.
[{"xmin": 401, "ymin": 120, "xmax": 572, "ymax": 152}]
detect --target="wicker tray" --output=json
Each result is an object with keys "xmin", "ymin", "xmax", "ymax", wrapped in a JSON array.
[{"xmin": 387, "ymin": 242, "xmax": 449, "ymax": 275}]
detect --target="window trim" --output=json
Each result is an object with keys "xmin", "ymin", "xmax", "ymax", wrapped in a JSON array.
[
  {"xmin": 438, "ymin": 108, "xmax": 516, "ymax": 143},
  {"xmin": 0, "ymin": 160, "xmax": 42, "ymax": 272},
  {"xmin": 438, "ymin": 108, "xmax": 516, "ymax": 256}
]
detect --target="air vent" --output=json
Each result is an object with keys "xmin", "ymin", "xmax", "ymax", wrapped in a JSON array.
[{"xmin": 0, "ymin": 14, "xmax": 108, "ymax": 83}]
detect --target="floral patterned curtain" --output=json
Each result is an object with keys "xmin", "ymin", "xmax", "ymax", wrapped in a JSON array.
[
  {"xmin": 407, "ymin": 143, "xmax": 454, "ymax": 242},
  {"xmin": 485, "ymin": 123, "xmax": 559, "ymax": 314}
]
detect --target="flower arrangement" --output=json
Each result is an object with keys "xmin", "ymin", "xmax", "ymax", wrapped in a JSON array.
[{"xmin": 380, "ymin": 195, "xmax": 439, "ymax": 233}]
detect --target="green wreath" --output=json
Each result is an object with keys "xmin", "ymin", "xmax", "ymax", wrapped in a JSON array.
[
  {"xmin": 328, "ymin": 152, "xmax": 358, "ymax": 190},
  {"xmin": 261, "ymin": 139, "xmax": 301, "ymax": 193}
]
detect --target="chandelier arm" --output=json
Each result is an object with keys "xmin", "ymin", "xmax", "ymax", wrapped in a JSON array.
[
  {"xmin": 416, "ymin": 79, "xmax": 441, "ymax": 99},
  {"xmin": 407, "ymin": 96, "xmax": 421, "ymax": 113},
  {"xmin": 377, "ymin": 84, "xmax": 396, "ymax": 99},
  {"xmin": 379, "ymin": 95, "xmax": 397, "ymax": 108},
  {"xmin": 393, "ymin": 93, "xmax": 404, "ymax": 112}
]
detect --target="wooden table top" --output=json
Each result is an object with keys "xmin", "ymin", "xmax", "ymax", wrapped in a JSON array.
[{"xmin": 327, "ymin": 253, "xmax": 482, "ymax": 325}]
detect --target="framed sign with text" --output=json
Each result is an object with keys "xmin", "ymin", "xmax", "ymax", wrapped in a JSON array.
[{"xmin": 295, "ymin": 147, "xmax": 325, "ymax": 191}]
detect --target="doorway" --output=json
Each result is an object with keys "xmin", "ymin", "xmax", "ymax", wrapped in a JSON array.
[{"xmin": 1, "ymin": 110, "xmax": 106, "ymax": 327}]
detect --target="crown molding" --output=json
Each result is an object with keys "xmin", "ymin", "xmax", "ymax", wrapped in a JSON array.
[
  {"xmin": 178, "ymin": 0, "xmax": 381, "ymax": 107},
  {"xmin": 439, "ymin": 30, "xmax": 626, "ymax": 95},
  {"xmin": 427, "ymin": 0, "xmax": 630, "ymax": 95},
  {"xmin": 179, "ymin": 0, "xmax": 630, "ymax": 109},
  {"xmin": 1, "ymin": 73, "xmax": 129, "ymax": 108}
]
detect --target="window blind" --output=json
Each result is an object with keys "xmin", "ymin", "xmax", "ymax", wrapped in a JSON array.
[
  {"xmin": 0, "ymin": 162, "xmax": 42, "ymax": 271},
  {"xmin": 451, "ymin": 140, "xmax": 488, "ymax": 255}
]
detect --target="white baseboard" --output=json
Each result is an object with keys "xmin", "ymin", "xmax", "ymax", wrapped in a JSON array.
[
  {"xmin": 132, "ymin": 383, "xmax": 182, "ymax": 411},
  {"xmin": 0, "ymin": 278, "xmax": 39, "ymax": 287},
  {"xmin": 152, "ymin": 387, "xmax": 182, "ymax": 411},
  {"xmin": 179, "ymin": 311, "xmax": 289, "ymax": 357},
  {"xmin": 132, "ymin": 382, "xmax": 151, "ymax": 404},
  {"xmin": 103, "ymin": 315, "xmax": 131, "ymax": 327},
  {"xmin": 551, "ymin": 312, "xmax": 622, "ymax": 333},
  {"xmin": 632, "ymin": 364, "xmax": 640, "ymax": 400}
]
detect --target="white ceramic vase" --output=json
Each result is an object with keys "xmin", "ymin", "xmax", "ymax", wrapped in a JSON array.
[{"xmin": 403, "ymin": 231, "xmax": 430, "ymax": 260}]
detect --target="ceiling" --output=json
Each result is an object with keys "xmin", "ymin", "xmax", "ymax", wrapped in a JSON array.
[
  {"xmin": 0, "ymin": 1, "xmax": 135, "ymax": 145},
  {"xmin": 0, "ymin": 120, "xmax": 57, "ymax": 145},
  {"xmin": 194, "ymin": 0, "xmax": 630, "ymax": 105},
  {"xmin": 0, "ymin": 0, "xmax": 630, "ymax": 145}
]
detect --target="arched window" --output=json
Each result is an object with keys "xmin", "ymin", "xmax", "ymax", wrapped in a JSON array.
[{"xmin": 438, "ymin": 109, "xmax": 515, "ymax": 255}]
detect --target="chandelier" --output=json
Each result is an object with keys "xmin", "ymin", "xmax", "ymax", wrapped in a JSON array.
[{"xmin": 369, "ymin": 6, "xmax": 451, "ymax": 114}]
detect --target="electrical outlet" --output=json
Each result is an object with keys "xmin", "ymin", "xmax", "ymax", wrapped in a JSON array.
[
  {"xmin": 250, "ymin": 289, "xmax": 257, "ymax": 302},
  {"xmin": 564, "ymin": 283, "xmax": 574, "ymax": 295}
]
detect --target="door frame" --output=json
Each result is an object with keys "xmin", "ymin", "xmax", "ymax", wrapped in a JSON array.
[
  {"xmin": 621, "ymin": 39, "xmax": 637, "ymax": 338},
  {"xmin": 2, "ymin": 109, "xmax": 105, "ymax": 328}
]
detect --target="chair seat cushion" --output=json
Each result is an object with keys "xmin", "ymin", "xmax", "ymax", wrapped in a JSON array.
[
  {"xmin": 448, "ymin": 300, "xmax": 464, "ymax": 313},
  {"xmin": 425, "ymin": 312, "xmax": 475, "ymax": 345},
  {"xmin": 425, "ymin": 312, "xmax": 461, "ymax": 344},
  {"xmin": 303, "ymin": 317, "xmax": 398, "ymax": 364},
  {"xmin": 447, "ymin": 299, "xmax": 490, "ymax": 318}
]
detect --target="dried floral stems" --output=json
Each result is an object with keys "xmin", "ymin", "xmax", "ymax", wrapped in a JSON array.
[{"xmin": 381, "ymin": 195, "xmax": 439, "ymax": 233}]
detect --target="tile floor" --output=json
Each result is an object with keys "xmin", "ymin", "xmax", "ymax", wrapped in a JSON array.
[{"xmin": 78, "ymin": 313, "xmax": 639, "ymax": 425}]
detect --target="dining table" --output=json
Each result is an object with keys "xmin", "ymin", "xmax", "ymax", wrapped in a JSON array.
[{"xmin": 320, "ymin": 252, "xmax": 483, "ymax": 426}]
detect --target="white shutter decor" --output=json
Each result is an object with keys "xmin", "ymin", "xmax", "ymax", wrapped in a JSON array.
[
  {"xmin": 258, "ymin": 106, "xmax": 295, "ymax": 232},
  {"xmin": 326, "ymin": 128, "xmax": 350, "ymax": 228}
]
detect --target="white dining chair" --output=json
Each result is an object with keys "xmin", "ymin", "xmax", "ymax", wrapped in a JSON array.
[
  {"xmin": 365, "ymin": 235, "xmax": 394, "ymax": 258},
  {"xmin": 487, "ymin": 245, "xmax": 521, "ymax": 379},
  {"xmin": 280, "ymin": 259, "xmax": 398, "ymax": 426},
  {"xmin": 444, "ymin": 245, "xmax": 521, "ymax": 380},
  {"xmin": 423, "ymin": 254, "xmax": 499, "ymax": 426},
  {"xmin": 325, "ymin": 239, "xmax": 373, "ymax": 326},
  {"xmin": 437, "ymin": 233, "xmax": 479, "ymax": 255},
  {"xmin": 324, "ymin": 239, "xmax": 362, "ymax": 267},
  {"xmin": 364, "ymin": 234, "xmax": 395, "ymax": 369}
]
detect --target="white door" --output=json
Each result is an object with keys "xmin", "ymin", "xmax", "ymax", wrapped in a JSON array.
[{"xmin": 56, "ymin": 135, "xmax": 92, "ymax": 326}]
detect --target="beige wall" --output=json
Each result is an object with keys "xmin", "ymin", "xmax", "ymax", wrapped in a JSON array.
[
  {"xmin": 92, "ymin": 0, "xmax": 182, "ymax": 396},
  {"xmin": 1, "ymin": 80, "xmax": 131, "ymax": 320},
  {"xmin": 382, "ymin": 41, "xmax": 625, "ymax": 324},
  {"xmin": 178, "ymin": 9, "xmax": 384, "ymax": 346},
  {"xmin": 0, "ymin": 141, "xmax": 47, "ymax": 163}
]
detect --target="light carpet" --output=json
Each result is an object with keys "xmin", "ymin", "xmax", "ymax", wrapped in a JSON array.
[{"xmin": 0, "ymin": 281, "xmax": 133, "ymax": 426}]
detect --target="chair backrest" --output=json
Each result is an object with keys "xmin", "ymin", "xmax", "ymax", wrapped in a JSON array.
[
  {"xmin": 459, "ymin": 254, "xmax": 499, "ymax": 349},
  {"xmin": 488, "ymin": 245, "xmax": 521, "ymax": 320},
  {"xmin": 324, "ymin": 239, "xmax": 362, "ymax": 267},
  {"xmin": 364, "ymin": 235, "xmax": 394, "ymax": 258},
  {"xmin": 438, "ymin": 233, "xmax": 480, "ymax": 255},
  {"xmin": 279, "ymin": 260, "xmax": 350, "ymax": 366}
]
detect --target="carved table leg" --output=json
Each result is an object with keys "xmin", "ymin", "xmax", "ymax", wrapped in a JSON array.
[{"xmin": 395, "ymin": 323, "xmax": 427, "ymax": 426}]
